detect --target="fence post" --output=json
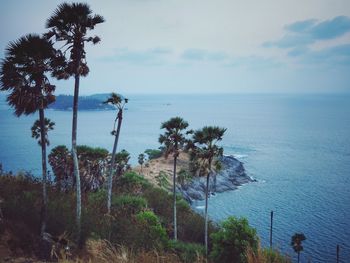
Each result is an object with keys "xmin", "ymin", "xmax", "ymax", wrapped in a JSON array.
[{"xmin": 270, "ymin": 210, "xmax": 273, "ymax": 248}]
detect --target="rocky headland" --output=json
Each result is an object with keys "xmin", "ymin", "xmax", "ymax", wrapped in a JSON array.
[{"xmin": 135, "ymin": 153, "xmax": 256, "ymax": 204}]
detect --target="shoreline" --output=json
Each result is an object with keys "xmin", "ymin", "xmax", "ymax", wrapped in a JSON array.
[{"xmin": 133, "ymin": 153, "xmax": 256, "ymax": 204}]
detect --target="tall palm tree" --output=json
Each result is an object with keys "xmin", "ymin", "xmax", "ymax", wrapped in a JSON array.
[
  {"xmin": 159, "ymin": 117, "xmax": 189, "ymax": 240},
  {"xmin": 103, "ymin": 93, "xmax": 128, "ymax": 214},
  {"xmin": 190, "ymin": 126, "xmax": 226, "ymax": 256},
  {"xmin": 0, "ymin": 34, "xmax": 57, "ymax": 236},
  {"xmin": 46, "ymin": 2, "xmax": 105, "ymax": 238},
  {"xmin": 291, "ymin": 233, "xmax": 306, "ymax": 263}
]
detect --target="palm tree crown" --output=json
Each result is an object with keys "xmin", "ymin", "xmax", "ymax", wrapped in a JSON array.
[
  {"xmin": 159, "ymin": 117, "xmax": 189, "ymax": 158},
  {"xmin": 191, "ymin": 126, "xmax": 226, "ymax": 172},
  {"xmin": 46, "ymin": 2, "xmax": 105, "ymax": 78},
  {"xmin": 0, "ymin": 34, "xmax": 56, "ymax": 115}
]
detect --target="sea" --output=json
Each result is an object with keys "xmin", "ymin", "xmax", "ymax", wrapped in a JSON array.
[{"xmin": 0, "ymin": 93, "xmax": 349, "ymax": 262}]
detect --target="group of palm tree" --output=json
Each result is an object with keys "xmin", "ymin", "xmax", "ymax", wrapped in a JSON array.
[
  {"xmin": 159, "ymin": 117, "xmax": 226, "ymax": 255},
  {"xmin": 0, "ymin": 2, "xmax": 104, "ymax": 242},
  {"xmin": 0, "ymin": 1, "xmax": 228, "ymax": 256}
]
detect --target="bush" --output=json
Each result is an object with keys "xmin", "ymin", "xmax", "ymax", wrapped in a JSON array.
[
  {"xmin": 135, "ymin": 210, "xmax": 168, "ymax": 250},
  {"xmin": 112, "ymin": 194, "xmax": 147, "ymax": 214},
  {"xmin": 210, "ymin": 217, "xmax": 259, "ymax": 263},
  {"xmin": 118, "ymin": 171, "xmax": 149, "ymax": 193},
  {"xmin": 168, "ymin": 240, "xmax": 205, "ymax": 263},
  {"xmin": 144, "ymin": 149, "xmax": 162, "ymax": 160}
]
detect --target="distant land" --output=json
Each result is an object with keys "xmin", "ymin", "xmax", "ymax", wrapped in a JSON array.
[{"xmin": 49, "ymin": 94, "xmax": 114, "ymax": 111}]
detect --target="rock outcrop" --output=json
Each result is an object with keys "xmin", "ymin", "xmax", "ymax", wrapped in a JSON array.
[{"xmin": 178, "ymin": 155, "xmax": 255, "ymax": 203}]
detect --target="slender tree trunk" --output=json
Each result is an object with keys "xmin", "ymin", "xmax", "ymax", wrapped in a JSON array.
[
  {"xmin": 298, "ymin": 252, "xmax": 300, "ymax": 263},
  {"xmin": 173, "ymin": 155, "xmax": 177, "ymax": 240},
  {"xmin": 39, "ymin": 108, "xmax": 48, "ymax": 236},
  {"xmin": 107, "ymin": 109, "xmax": 123, "ymax": 214},
  {"xmin": 72, "ymin": 72, "xmax": 81, "ymax": 243},
  {"xmin": 204, "ymin": 171, "xmax": 210, "ymax": 257},
  {"xmin": 205, "ymin": 158, "xmax": 213, "ymax": 258}
]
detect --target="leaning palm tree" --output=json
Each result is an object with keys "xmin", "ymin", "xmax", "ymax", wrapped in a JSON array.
[
  {"xmin": 190, "ymin": 126, "xmax": 226, "ymax": 256},
  {"xmin": 159, "ymin": 117, "xmax": 189, "ymax": 240},
  {"xmin": 46, "ymin": 2, "xmax": 105, "ymax": 238},
  {"xmin": 0, "ymin": 34, "xmax": 57, "ymax": 236},
  {"xmin": 103, "ymin": 93, "xmax": 128, "ymax": 214}
]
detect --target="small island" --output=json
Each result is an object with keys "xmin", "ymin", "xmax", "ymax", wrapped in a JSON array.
[{"xmin": 50, "ymin": 94, "xmax": 114, "ymax": 111}]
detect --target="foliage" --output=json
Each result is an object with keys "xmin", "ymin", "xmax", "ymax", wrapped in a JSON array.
[
  {"xmin": 246, "ymin": 246, "xmax": 291, "ymax": 263},
  {"xmin": 210, "ymin": 216, "xmax": 259, "ymax": 263},
  {"xmin": 112, "ymin": 195, "xmax": 147, "ymax": 215},
  {"xmin": 155, "ymin": 171, "xmax": 170, "ymax": 189},
  {"xmin": 168, "ymin": 240, "xmax": 205, "ymax": 263},
  {"xmin": 48, "ymin": 145, "xmax": 109, "ymax": 192},
  {"xmin": 159, "ymin": 117, "xmax": 189, "ymax": 158},
  {"xmin": 144, "ymin": 149, "xmax": 162, "ymax": 160},
  {"xmin": 135, "ymin": 211, "xmax": 168, "ymax": 250},
  {"xmin": 117, "ymin": 171, "xmax": 150, "ymax": 194},
  {"xmin": 31, "ymin": 118, "xmax": 55, "ymax": 146},
  {"xmin": 138, "ymin": 153, "xmax": 146, "ymax": 168},
  {"xmin": 177, "ymin": 169, "xmax": 192, "ymax": 186},
  {"xmin": 114, "ymin": 149, "xmax": 131, "ymax": 178},
  {"xmin": 46, "ymin": 2, "xmax": 105, "ymax": 79},
  {"xmin": 0, "ymin": 34, "xmax": 57, "ymax": 116},
  {"xmin": 291, "ymin": 233, "xmax": 306, "ymax": 254}
]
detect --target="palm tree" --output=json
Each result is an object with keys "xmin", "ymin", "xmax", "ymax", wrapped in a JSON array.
[
  {"xmin": 159, "ymin": 117, "xmax": 189, "ymax": 240},
  {"xmin": 190, "ymin": 126, "xmax": 226, "ymax": 256},
  {"xmin": 0, "ymin": 34, "xmax": 57, "ymax": 236},
  {"xmin": 138, "ymin": 153, "xmax": 145, "ymax": 175},
  {"xmin": 103, "ymin": 93, "xmax": 128, "ymax": 214},
  {"xmin": 291, "ymin": 233, "xmax": 306, "ymax": 263},
  {"xmin": 31, "ymin": 118, "xmax": 55, "ymax": 147},
  {"xmin": 46, "ymin": 2, "xmax": 105, "ymax": 238}
]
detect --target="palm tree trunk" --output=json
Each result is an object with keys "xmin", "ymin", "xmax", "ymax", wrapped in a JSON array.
[
  {"xmin": 298, "ymin": 252, "xmax": 300, "ymax": 263},
  {"xmin": 204, "ymin": 171, "xmax": 210, "ymax": 257},
  {"xmin": 173, "ymin": 155, "xmax": 177, "ymax": 240},
  {"xmin": 107, "ymin": 109, "xmax": 123, "ymax": 214},
  {"xmin": 39, "ymin": 108, "xmax": 47, "ymax": 236},
  {"xmin": 72, "ymin": 72, "xmax": 81, "ymax": 243}
]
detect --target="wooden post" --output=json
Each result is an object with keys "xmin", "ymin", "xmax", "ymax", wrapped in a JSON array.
[
  {"xmin": 336, "ymin": 244, "xmax": 340, "ymax": 263},
  {"xmin": 270, "ymin": 211, "xmax": 273, "ymax": 248}
]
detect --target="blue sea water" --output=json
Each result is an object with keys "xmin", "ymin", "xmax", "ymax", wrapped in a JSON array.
[{"xmin": 0, "ymin": 93, "xmax": 349, "ymax": 262}]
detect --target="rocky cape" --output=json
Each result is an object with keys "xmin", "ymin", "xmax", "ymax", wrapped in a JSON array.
[{"xmin": 177, "ymin": 155, "xmax": 256, "ymax": 204}]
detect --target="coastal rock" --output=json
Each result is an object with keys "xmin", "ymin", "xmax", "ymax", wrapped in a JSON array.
[{"xmin": 178, "ymin": 155, "xmax": 255, "ymax": 203}]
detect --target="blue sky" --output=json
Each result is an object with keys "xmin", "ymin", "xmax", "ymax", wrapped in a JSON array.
[{"xmin": 0, "ymin": 0, "xmax": 349, "ymax": 94}]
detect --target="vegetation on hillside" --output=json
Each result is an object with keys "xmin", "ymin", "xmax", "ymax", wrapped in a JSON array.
[{"xmin": 0, "ymin": 2, "xmax": 292, "ymax": 262}]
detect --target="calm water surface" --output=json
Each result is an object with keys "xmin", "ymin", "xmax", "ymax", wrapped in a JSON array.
[{"xmin": 0, "ymin": 94, "xmax": 349, "ymax": 262}]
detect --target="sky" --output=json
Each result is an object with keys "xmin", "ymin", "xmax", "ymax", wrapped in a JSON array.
[{"xmin": 0, "ymin": 0, "xmax": 349, "ymax": 94}]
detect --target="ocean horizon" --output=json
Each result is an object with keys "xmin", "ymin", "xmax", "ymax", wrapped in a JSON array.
[{"xmin": 1, "ymin": 93, "xmax": 349, "ymax": 262}]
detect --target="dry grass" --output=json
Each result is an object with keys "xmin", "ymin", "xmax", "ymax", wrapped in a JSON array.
[
  {"xmin": 133, "ymin": 152, "xmax": 190, "ymax": 186},
  {"xmin": 246, "ymin": 245, "xmax": 291, "ymax": 263},
  {"xmin": 55, "ymin": 239, "xmax": 206, "ymax": 263}
]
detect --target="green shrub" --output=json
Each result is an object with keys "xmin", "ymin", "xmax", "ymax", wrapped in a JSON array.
[
  {"xmin": 88, "ymin": 189, "xmax": 107, "ymax": 206},
  {"xmin": 144, "ymin": 149, "xmax": 162, "ymax": 160},
  {"xmin": 135, "ymin": 210, "xmax": 168, "ymax": 250},
  {"xmin": 155, "ymin": 171, "xmax": 170, "ymax": 189},
  {"xmin": 112, "ymin": 194, "xmax": 147, "ymax": 214},
  {"xmin": 168, "ymin": 240, "xmax": 205, "ymax": 263},
  {"xmin": 118, "ymin": 171, "xmax": 149, "ymax": 193},
  {"xmin": 210, "ymin": 216, "xmax": 259, "ymax": 263}
]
